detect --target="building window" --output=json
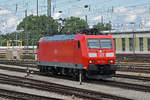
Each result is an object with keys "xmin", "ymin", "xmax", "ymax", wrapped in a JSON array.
[
  {"xmin": 148, "ymin": 38, "xmax": 150, "ymax": 51},
  {"xmin": 129, "ymin": 38, "xmax": 133, "ymax": 51},
  {"xmin": 122, "ymin": 38, "xmax": 125, "ymax": 51},
  {"xmin": 113, "ymin": 38, "xmax": 116, "ymax": 50},
  {"xmin": 139, "ymin": 37, "xmax": 143, "ymax": 51}
]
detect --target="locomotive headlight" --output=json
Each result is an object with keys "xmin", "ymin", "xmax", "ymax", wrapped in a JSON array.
[
  {"xmin": 89, "ymin": 60, "xmax": 92, "ymax": 63},
  {"xmin": 99, "ymin": 50, "xmax": 102, "ymax": 52},
  {"xmin": 106, "ymin": 53, "xmax": 114, "ymax": 57},
  {"xmin": 108, "ymin": 60, "xmax": 114, "ymax": 63},
  {"xmin": 89, "ymin": 60, "xmax": 95, "ymax": 64}
]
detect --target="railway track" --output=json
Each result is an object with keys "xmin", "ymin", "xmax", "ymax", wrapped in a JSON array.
[
  {"xmin": 0, "ymin": 64, "xmax": 150, "ymax": 94},
  {"xmin": 1, "ymin": 60, "xmax": 150, "ymax": 73},
  {"xmin": 0, "ymin": 61, "xmax": 150, "ymax": 93},
  {"xmin": 0, "ymin": 73, "xmax": 131, "ymax": 100},
  {"xmin": 89, "ymin": 80, "xmax": 150, "ymax": 93},
  {"xmin": 116, "ymin": 63, "xmax": 150, "ymax": 73},
  {"xmin": 1, "ymin": 63, "xmax": 150, "ymax": 82},
  {"xmin": 0, "ymin": 65, "xmax": 38, "ymax": 74},
  {"xmin": 0, "ymin": 60, "xmax": 36, "ymax": 68},
  {"xmin": 116, "ymin": 54, "xmax": 150, "ymax": 63},
  {"xmin": 118, "ymin": 68, "xmax": 150, "ymax": 73},
  {"xmin": 115, "ymin": 74, "xmax": 150, "ymax": 81},
  {"xmin": 0, "ymin": 88, "xmax": 60, "ymax": 100}
]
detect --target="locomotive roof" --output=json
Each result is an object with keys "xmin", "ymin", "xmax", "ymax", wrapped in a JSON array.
[
  {"xmin": 41, "ymin": 34, "xmax": 77, "ymax": 42},
  {"xmin": 39, "ymin": 34, "xmax": 112, "ymax": 42}
]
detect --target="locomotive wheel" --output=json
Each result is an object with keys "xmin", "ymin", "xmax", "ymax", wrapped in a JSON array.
[
  {"xmin": 72, "ymin": 69, "xmax": 79, "ymax": 80},
  {"xmin": 51, "ymin": 67, "xmax": 57, "ymax": 75},
  {"xmin": 71, "ymin": 69, "xmax": 86, "ymax": 80},
  {"xmin": 39, "ymin": 66, "xmax": 43, "ymax": 72},
  {"xmin": 82, "ymin": 70, "xmax": 87, "ymax": 80}
]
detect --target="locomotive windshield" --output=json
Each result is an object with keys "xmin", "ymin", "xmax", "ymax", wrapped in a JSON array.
[
  {"xmin": 100, "ymin": 39, "xmax": 112, "ymax": 49},
  {"xmin": 87, "ymin": 39, "xmax": 100, "ymax": 49},
  {"xmin": 87, "ymin": 39, "xmax": 112, "ymax": 49}
]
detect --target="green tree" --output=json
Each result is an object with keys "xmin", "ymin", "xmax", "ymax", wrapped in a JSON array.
[
  {"xmin": 17, "ymin": 15, "xmax": 59, "ymax": 45},
  {"xmin": 0, "ymin": 34, "xmax": 7, "ymax": 46},
  {"xmin": 93, "ymin": 22, "xmax": 112, "ymax": 32},
  {"xmin": 93, "ymin": 23, "xmax": 105, "ymax": 31},
  {"xmin": 61, "ymin": 17, "xmax": 89, "ymax": 34},
  {"xmin": 104, "ymin": 22, "xmax": 112, "ymax": 30}
]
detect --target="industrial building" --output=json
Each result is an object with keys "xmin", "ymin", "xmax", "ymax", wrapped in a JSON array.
[{"xmin": 103, "ymin": 29, "xmax": 150, "ymax": 54}]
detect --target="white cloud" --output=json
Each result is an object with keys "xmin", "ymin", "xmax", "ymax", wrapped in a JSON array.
[
  {"xmin": 1, "ymin": 16, "xmax": 19, "ymax": 34},
  {"xmin": 125, "ymin": 14, "xmax": 136, "ymax": 23},
  {"xmin": 114, "ymin": 7, "xmax": 147, "ymax": 24},
  {"xmin": 131, "ymin": 8, "xmax": 146, "ymax": 14},
  {"xmin": 74, "ymin": 11, "xmax": 82, "ymax": 17},
  {"xmin": 145, "ymin": 21, "xmax": 150, "ymax": 27},
  {"xmin": 53, "ymin": 12, "xmax": 62, "ymax": 19},
  {"xmin": 0, "ymin": 9, "xmax": 11, "ymax": 15},
  {"xmin": 91, "ymin": 15, "xmax": 102, "ymax": 21},
  {"xmin": 6, "ymin": 16, "xmax": 18, "ymax": 27},
  {"xmin": 114, "ymin": 7, "xmax": 127, "ymax": 13}
]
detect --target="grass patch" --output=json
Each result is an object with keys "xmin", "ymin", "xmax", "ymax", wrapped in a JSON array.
[{"xmin": 138, "ymin": 73, "xmax": 142, "ymax": 77}]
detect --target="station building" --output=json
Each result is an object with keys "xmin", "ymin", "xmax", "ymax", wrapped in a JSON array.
[{"xmin": 103, "ymin": 29, "xmax": 150, "ymax": 54}]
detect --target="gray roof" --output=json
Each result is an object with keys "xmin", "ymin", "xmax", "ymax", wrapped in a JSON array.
[{"xmin": 42, "ymin": 34, "xmax": 77, "ymax": 42}]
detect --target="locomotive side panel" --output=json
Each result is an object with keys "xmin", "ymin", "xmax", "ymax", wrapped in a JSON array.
[{"xmin": 38, "ymin": 40, "xmax": 83, "ymax": 69}]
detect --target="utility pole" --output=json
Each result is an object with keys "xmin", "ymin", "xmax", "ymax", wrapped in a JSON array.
[
  {"xmin": 25, "ymin": 9, "xmax": 29, "ymax": 52},
  {"xmin": 15, "ymin": 32, "xmax": 17, "ymax": 46},
  {"xmin": 85, "ymin": 15, "xmax": 87, "ymax": 22},
  {"xmin": 47, "ymin": 0, "xmax": 51, "ymax": 17},
  {"xmin": 101, "ymin": 16, "xmax": 103, "ymax": 23},
  {"xmin": 84, "ymin": 5, "xmax": 89, "ymax": 25},
  {"xmin": 16, "ymin": 4, "xmax": 18, "ymax": 13},
  {"xmin": 25, "ymin": 9, "xmax": 27, "ymax": 18},
  {"xmin": 15, "ymin": 4, "xmax": 18, "ymax": 46},
  {"xmin": 130, "ymin": 22, "xmax": 135, "ymax": 54},
  {"xmin": 37, "ymin": 0, "xmax": 38, "ymax": 16}
]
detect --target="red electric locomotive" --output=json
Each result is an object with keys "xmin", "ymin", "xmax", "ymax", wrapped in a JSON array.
[{"xmin": 37, "ymin": 33, "xmax": 116, "ymax": 79}]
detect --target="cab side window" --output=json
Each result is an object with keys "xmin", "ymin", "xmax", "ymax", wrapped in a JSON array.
[
  {"xmin": 78, "ymin": 41, "xmax": 80, "ymax": 48},
  {"xmin": 37, "ymin": 43, "xmax": 39, "ymax": 49}
]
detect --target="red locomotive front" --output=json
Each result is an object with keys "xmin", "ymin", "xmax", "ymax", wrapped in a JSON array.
[
  {"xmin": 78, "ymin": 34, "xmax": 116, "ymax": 79},
  {"xmin": 37, "ymin": 33, "xmax": 116, "ymax": 79}
]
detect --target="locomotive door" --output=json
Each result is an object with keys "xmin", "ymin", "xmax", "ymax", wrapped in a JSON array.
[{"xmin": 73, "ymin": 41, "xmax": 81, "ymax": 64}]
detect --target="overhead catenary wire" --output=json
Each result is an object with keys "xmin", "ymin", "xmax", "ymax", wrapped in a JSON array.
[{"xmin": 1, "ymin": 0, "xmax": 150, "ymax": 34}]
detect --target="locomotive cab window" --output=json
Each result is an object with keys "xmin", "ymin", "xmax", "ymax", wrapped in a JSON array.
[
  {"xmin": 87, "ymin": 39, "xmax": 112, "ymax": 49},
  {"xmin": 100, "ymin": 39, "xmax": 112, "ymax": 49},
  {"xmin": 37, "ymin": 43, "xmax": 39, "ymax": 49},
  {"xmin": 78, "ymin": 40, "xmax": 80, "ymax": 48},
  {"xmin": 87, "ymin": 39, "xmax": 100, "ymax": 49}
]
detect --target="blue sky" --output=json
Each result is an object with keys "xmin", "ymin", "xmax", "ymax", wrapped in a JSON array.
[{"xmin": 0, "ymin": 0, "xmax": 150, "ymax": 33}]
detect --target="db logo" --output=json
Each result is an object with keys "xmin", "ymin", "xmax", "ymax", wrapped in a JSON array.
[
  {"xmin": 99, "ymin": 53, "xmax": 104, "ymax": 57},
  {"xmin": 54, "ymin": 49, "xmax": 58, "ymax": 54}
]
